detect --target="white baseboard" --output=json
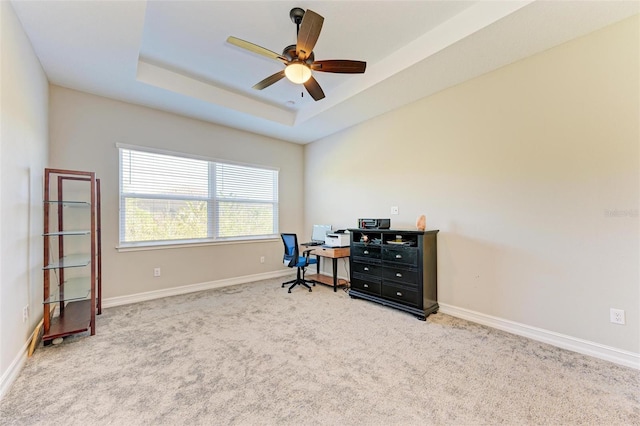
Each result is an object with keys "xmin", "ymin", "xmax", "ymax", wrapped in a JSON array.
[
  {"xmin": 103, "ymin": 270, "xmax": 291, "ymax": 308},
  {"xmin": 0, "ymin": 332, "xmax": 32, "ymax": 400},
  {"xmin": 438, "ymin": 303, "xmax": 640, "ymax": 370},
  {"xmin": 1, "ymin": 270, "xmax": 291, "ymax": 401},
  {"xmin": 5, "ymin": 276, "xmax": 635, "ymax": 402}
]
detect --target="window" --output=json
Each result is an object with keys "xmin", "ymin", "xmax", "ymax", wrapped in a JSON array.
[{"xmin": 118, "ymin": 145, "xmax": 278, "ymax": 247}]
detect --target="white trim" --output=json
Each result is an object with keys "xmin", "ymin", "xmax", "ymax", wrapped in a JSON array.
[
  {"xmin": 102, "ymin": 270, "xmax": 291, "ymax": 308},
  {"xmin": 1, "ymin": 273, "xmax": 289, "ymax": 400},
  {"xmin": 438, "ymin": 303, "xmax": 640, "ymax": 370},
  {"xmin": 116, "ymin": 236, "xmax": 279, "ymax": 252},
  {"xmin": 5, "ymin": 284, "xmax": 635, "ymax": 400},
  {"xmin": 0, "ymin": 330, "xmax": 33, "ymax": 400}
]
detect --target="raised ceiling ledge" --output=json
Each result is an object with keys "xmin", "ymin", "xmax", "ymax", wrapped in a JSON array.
[
  {"xmin": 136, "ymin": 58, "xmax": 295, "ymax": 126},
  {"xmin": 294, "ymin": 0, "xmax": 534, "ymax": 125}
]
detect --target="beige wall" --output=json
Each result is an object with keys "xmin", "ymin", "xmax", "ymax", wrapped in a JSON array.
[
  {"xmin": 0, "ymin": 1, "xmax": 49, "ymax": 395},
  {"xmin": 1, "ymin": 4, "xmax": 637, "ymax": 395},
  {"xmin": 49, "ymin": 87, "xmax": 304, "ymax": 300},
  {"xmin": 305, "ymin": 16, "xmax": 639, "ymax": 353}
]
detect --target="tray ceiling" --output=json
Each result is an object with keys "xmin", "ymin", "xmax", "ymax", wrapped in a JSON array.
[{"xmin": 10, "ymin": 1, "xmax": 639, "ymax": 143}]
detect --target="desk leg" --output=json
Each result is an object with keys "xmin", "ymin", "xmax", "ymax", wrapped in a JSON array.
[
  {"xmin": 332, "ymin": 258, "xmax": 338, "ymax": 292},
  {"xmin": 316, "ymin": 255, "xmax": 320, "ymax": 275}
]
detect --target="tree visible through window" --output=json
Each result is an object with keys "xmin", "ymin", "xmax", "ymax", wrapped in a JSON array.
[{"xmin": 119, "ymin": 146, "xmax": 278, "ymax": 245}]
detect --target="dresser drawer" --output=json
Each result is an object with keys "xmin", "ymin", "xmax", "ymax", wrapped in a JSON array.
[
  {"xmin": 352, "ymin": 262, "xmax": 382, "ymax": 277},
  {"xmin": 351, "ymin": 277, "xmax": 381, "ymax": 295},
  {"xmin": 383, "ymin": 246, "xmax": 418, "ymax": 267},
  {"xmin": 382, "ymin": 267, "xmax": 419, "ymax": 287},
  {"xmin": 351, "ymin": 244, "xmax": 381, "ymax": 262},
  {"xmin": 381, "ymin": 283, "xmax": 419, "ymax": 307}
]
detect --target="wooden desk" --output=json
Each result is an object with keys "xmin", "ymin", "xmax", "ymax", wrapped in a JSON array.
[{"xmin": 304, "ymin": 246, "xmax": 350, "ymax": 292}]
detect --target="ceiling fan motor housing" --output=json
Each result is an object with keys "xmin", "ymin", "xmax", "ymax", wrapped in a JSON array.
[{"xmin": 282, "ymin": 44, "xmax": 314, "ymax": 64}]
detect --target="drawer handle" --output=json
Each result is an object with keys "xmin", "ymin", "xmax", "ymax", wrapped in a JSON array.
[
  {"xmin": 364, "ymin": 284, "xmax": 369, "ymax": 288},
  {"xmin": 395, "ymin": 254, "xmax": 402, "ymax": 259},
  {"xmin": 364, "ymin": 267, "xmax": 369, "ymax": 271},
  {"xmin": 396, "ymin": 291, "xmax": 403, "ymax": 297},
  {"xmin": 364, "ymin": 250, "xmax": 369, "ymax": 255},
  {"xmin": 396, "ymin": 273, "xmax": 402, "ymax": 278}
]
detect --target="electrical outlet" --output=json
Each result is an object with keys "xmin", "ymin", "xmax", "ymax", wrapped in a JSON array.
[
  {"xmin": 610, "ymin": 308, "xmax": 625, "ymax": 325},
  {"xmin": 260, "ymin": 256, "xmax": 265, "ymax": 264},
  {"xmin": 391, "ymin": 206, "xmax": 399, "ymax": 215},
  {"xmin": 153, "ymin": 267, "xmax": 161, "ymax": 277},
  {"xmin": 22, "ymin": 305, "xmax": 29, "ymax": 323}
]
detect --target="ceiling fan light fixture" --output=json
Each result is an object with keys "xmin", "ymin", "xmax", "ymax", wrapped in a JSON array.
[{"xmin": 284, "ymin": 63, "xmax": 311, "ymax": 84}]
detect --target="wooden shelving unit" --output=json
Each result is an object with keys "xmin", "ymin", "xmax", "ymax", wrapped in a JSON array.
[{"xmin": 42, "ymin": 168, "xmax": 101, "ymax": 343}]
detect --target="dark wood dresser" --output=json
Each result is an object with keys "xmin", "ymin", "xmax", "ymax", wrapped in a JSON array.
[{"xmin": 348, "ymin": 229, "xmax": 439, "ymax": 320}]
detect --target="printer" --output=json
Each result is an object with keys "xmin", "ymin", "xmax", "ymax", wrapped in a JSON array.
[{"xmin": 325, "ymin": 232, "xmax": 350, "ymax": 247}]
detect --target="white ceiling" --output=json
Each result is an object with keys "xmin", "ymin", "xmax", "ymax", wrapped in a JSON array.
[{"xmin": 10, "ymin": 1, "xmax": 639, "ymax": 144}]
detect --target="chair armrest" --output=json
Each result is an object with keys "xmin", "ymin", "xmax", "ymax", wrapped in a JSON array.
[{"xmin": 302, "ymin": 248, "xmax": 314, "ymax": 257}]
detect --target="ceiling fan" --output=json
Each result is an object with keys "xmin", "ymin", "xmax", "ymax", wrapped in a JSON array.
[{"xmin": 227, "ymin": 7, "xmax": 366, "ymax": 101}]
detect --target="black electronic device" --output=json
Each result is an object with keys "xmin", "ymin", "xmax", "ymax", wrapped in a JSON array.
[{"xmin": 357, "ymin": 218, "xmax": 391, "ymax": 229}]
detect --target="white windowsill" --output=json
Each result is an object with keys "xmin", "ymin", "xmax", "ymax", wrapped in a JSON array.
[{"xmin": 116, "ymin": 236, "xmax": 280, "ymax": 252}]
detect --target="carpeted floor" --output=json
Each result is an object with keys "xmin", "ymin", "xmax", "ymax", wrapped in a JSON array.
[{"xmin": 1, "ymin": 277, "xmax": 639, "ymax": 425}]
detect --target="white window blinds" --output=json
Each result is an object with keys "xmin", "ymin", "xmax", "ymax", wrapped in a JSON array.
[{"xmin": 119, "ymin": 146, "xmax": 278, "ymax": 245}]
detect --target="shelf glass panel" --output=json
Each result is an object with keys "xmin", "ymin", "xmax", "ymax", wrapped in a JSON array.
[
  {"xmin": 44, "ymin": 254, "xmax": 91, "ymax": 269},
  {"xmin": 43, "ymin": 230, "xmax": 91, "ymax": 237},
  {"xmin": 44, "ymin": 277, "xmax": 92, "ymax": 304},
  {"xmin": 43, "ymin": 200, "xmax": 90, "ymax": 207}
]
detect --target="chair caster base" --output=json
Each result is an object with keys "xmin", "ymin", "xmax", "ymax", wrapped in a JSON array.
[{"xmin": 282, "ymin": 267, "xmax": 315, "ymax": 293}]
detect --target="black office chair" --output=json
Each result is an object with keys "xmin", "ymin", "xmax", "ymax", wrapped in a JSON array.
[{"xmin": 281, "ymin": 233, "xmax": 318, "ymax": 293}]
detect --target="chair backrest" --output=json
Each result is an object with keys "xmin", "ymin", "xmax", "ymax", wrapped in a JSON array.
[{"xmin": 281, "ymin": 233, "xmax": 299, "ymax": 268}]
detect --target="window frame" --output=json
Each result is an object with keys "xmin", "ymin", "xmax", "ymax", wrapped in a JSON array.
[{"xmin": 117, "ymin": 143, "xmax": 279, "ymax": 250}]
